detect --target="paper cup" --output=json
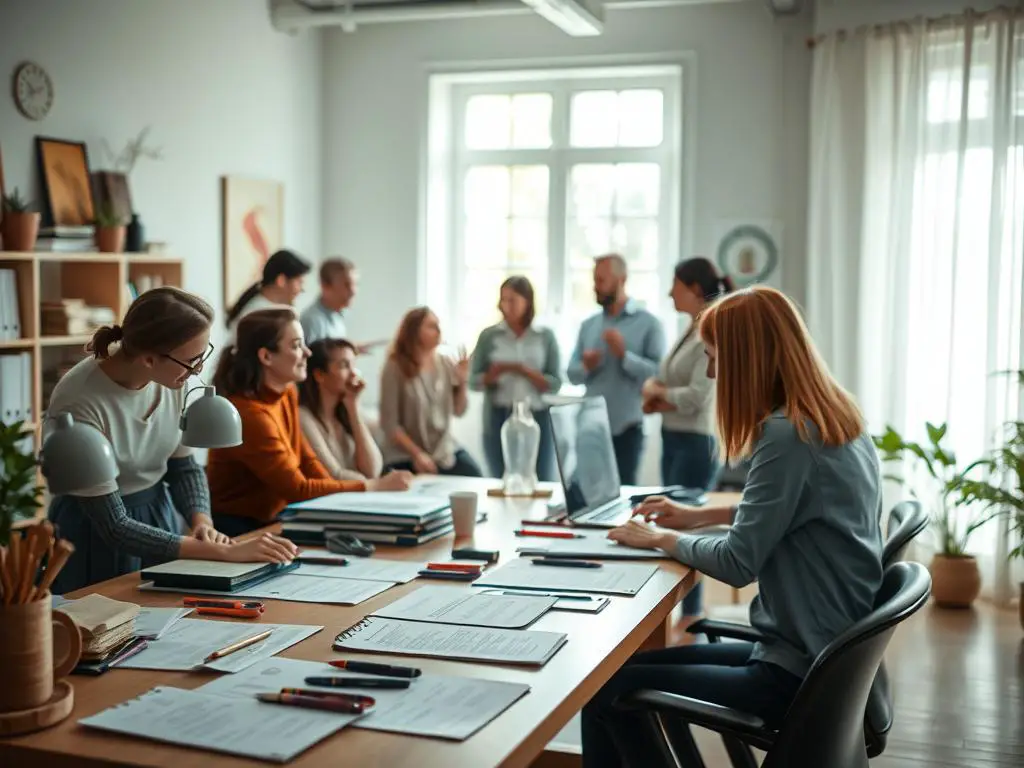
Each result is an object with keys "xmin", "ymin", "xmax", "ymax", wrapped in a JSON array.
[{"xmin": 449, "ymin": 491, "xmax": 479, "ymax": 539}]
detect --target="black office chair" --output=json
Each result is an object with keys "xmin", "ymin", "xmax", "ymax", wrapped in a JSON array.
[
  {"xmin": 615, "ymin": 561, "xmax": 932, "ymax": 768},
  {"xmin": 686, "ymin": 499, "xmax": 928, "ymax": 758}
]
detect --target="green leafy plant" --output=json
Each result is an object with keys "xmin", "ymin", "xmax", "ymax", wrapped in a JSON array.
[
  {"xmin": 874, "ymin": 422, "xmax": 1003, "ymax": 557},
  {"xmin": 102, "ymin": 126, "xmax": 163, "ymax": 176},
  {"xmin": 94, "ymin": 201, "xmax": 125, "ymax": 228},
  {"xmin": 1, "ymin": 188, "xmax": 33, "ymax": 214},
  {"xmin": 0, "ymin": 421, "xmax": 43, "ymax": 546}
]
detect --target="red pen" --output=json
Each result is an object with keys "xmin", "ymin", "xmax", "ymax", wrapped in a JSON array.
[
  {"xmin": 424, "ymin": 562, "xmax": 483, "ymax": 573},
  {"xmin": 514, "ymin": 529, "xmax": 584, "ymax": 539},
  {"xmin": 184, "ymin": 598, "xmax": 265, "ymax": 611},
  {"xmin": 195, "ymin": 606, "xmax": 264, "ymax": 619}
]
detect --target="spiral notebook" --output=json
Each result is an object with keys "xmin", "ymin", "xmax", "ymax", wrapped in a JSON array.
[{"xmin": 333, "ymin": 616, "xmax": 567, "ymax": 667}]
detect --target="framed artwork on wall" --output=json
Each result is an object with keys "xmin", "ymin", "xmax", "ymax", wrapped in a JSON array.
[
  {"xmin": 714, "ymin": 219, "xmax": 783, "ymax": 288},
  {"xmin": 221, "ymin": 176, "xmax": 284, "ymax": 310},
  {"xmin": 36, "ymin": 137, "xmax": 95, "ymax": 228}
]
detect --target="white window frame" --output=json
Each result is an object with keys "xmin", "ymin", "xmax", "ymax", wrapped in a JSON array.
[{"xmin": 424, "ymin": 63, "xmax": 686, "ymax": 349}]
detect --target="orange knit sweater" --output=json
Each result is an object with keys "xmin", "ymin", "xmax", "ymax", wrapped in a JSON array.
[{"xmin": 206, "ymin": 385, "xmax": 365, "ymax": 523}]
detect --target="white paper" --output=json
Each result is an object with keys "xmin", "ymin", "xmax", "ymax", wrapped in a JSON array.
[
  {"xmin": 198, "ymin": 657, "xmax": 531, "ymax": 741},
  {"xmin": 79, "ymin": 686, "xmax": 360, "ymax": 763},
  {"xmin": 372, "ymin": 586, "xmax": 555, "ymax": 629},
  {"xmin": 474, "ymin": 557, "xmax": 658, "ymax": 596},
  {"xmin": 478, "ymin": 589, "xmax": 610, "ymax": 614},
  {"xmin": 516, "ymin": 529, "xmax": 669, "ymax": 560},
  {"xmin": 296, "ymin": 556, "xmax": 426, "ymax": 584},
  {"xmin": 141, "ymin": 559, "xmax": 269, "ymax": 578},
  {"xmin": 288, "ymin": 492, "xmax": 450, "ymax": 515},
  {"xmin": 141, "ymin": 573, "xmax": 393, "ymax": 605},
  {"xmin": 334, "ymin": 617, "xmax": 566, "ymax": 666},
  {"xmin": 117, "ymin": 618, "xmax": 322, "ymax": 673},
  {"xmin": 134, "ymin": 607, "xmax": 193, "ymax": 640}
]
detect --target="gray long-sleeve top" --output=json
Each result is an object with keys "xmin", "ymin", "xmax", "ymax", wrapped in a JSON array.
[{"xmin": 674, "ymin": 412, "xmax": 884, "ymax": 678}]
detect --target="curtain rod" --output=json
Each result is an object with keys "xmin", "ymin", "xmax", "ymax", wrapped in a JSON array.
[{"xmin": 806, "ymin": 4, "xmax": 1024, "ymax": 50}]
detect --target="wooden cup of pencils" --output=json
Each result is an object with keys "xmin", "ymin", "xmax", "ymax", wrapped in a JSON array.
[{"xmin": 0, "ymin": 521, "xmax": 81, "ymax": 712}]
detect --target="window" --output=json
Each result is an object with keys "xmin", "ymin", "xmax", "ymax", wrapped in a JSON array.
[{"xmin": 426, "ymin": 66, "xmax": 683, "ymax": 350}]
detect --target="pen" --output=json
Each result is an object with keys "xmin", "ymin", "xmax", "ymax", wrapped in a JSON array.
[
  {"xmin": 305, "ymin": 676, "xmax": 411, "ymax": 690},
  {"xmin": 298, "ymin": 556, "xmax": 349, "ymax": 566},
  {"xmin": 195, "ymin": 606, "xmax": 263, "ymax": 619},
  {"xmin": 184, "ymin": 598, "xmax": 265, "ymax": 611},
  {"xmin": 424, "ymin": 562, "xmax": 483, "ymax": 573},
  {"xmin": 531, "ymin": 558, "xmax": 603, "ymax": 569},
  {"xmin": 327, "ymin": 660, "xmax": 423, "ymax": 678},
  {"xmin": 204, "ymin": 629, "xmax": 274, "ymax": 662},
  {"xmin": 482, "ymin": 589, "xmax": 595, "ymax": 601},
  {"xmin": 514, "ymin": 529, "xmax": 583, "ymax": 539},
  {"xmin": 280, "ymin": 688, "xmax": 377, "ymax": 707},
  {"xmin": 256, "ymin": 692, "xmax": 370, "ymax": 715}
]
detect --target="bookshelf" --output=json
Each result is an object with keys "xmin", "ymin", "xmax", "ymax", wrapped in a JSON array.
[{"xmin": 0, "ymin": 252, "xmax": 185, "ymax": 509}]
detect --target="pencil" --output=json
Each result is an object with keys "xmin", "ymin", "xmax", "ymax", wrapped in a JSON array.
[{"xmin": 204, "ymin": 629, "xmax": 274, "ymax": 663}]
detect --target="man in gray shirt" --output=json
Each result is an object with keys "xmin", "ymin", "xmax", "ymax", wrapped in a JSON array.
[{"xmin": 300, "ymin": 257, "xmax": 357, "ymax": 345}]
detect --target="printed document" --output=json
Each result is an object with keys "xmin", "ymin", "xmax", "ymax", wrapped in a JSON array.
[
  {"xmin": 141, "ymin": 573, "xmax": 393, "ymax": 605},
  {"xmin": 372, "ymin": 585, "xmax": 555, "ymax": 629},
  {"xmin": 296, "ymin": 556, "xmax": 426, "ymax": 584},
  {"xmin": 473, "ymin": 557, "xmax": 658, "ymax": 596},
  {"xmin": 133, "ymin": 607, "xmax": 193, "ymax": 640}
]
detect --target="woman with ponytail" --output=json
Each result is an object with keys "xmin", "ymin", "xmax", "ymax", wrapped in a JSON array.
[
  {"xmin": 640, "ymin": 257, "xmax": 734, "ymax": 625},
  {"xmin": 225, "ymin": 249, "xmax": 311, "ymax": 337},
  {"xmin": 46, "ymin": 288, "xmax": 297, "ymax": 593}
]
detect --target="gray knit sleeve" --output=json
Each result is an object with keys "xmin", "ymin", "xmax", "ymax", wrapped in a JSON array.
[
  {"xmin": 75, "ymin": 493, "xmax": 182, "ymax": 561},
  {"xmin": 164, "ymin": 455, "xmax": 212, "ymax": 520}
]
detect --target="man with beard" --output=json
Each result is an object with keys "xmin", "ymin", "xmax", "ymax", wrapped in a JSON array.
[{"xmin": 567, "ymin": 254, "xmax": 665, "ymax": 484}]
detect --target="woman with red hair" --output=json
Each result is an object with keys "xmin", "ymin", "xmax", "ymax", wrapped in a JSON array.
[{"xmin": 581, "ymin": 286, "xmax": 884, "ymax": 768}]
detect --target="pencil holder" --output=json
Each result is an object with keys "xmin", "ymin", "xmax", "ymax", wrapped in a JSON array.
[{"xmin": 0, "ymin": 595, "xmax": 81, "ymax": 712}]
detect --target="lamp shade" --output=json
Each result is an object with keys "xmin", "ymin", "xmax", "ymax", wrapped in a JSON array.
[
  {"xmin": 179, "ymin": 386, "xmax": 242, "ymax": 448},
  {"xmin": 41, "ymin": 413, "xmax": 119, "ymax": 496}
]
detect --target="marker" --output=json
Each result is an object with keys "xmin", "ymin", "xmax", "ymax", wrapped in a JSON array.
[
  {"xmin": 531, "ymin": 558, "xmax": 603, "ymax": 569},
  {"xmin": 183, "ymin": 598, "xmax": 264, "ymax": 611},
  {"xmin": 482, "ymin": 589, "xmax": 595, "ymax": 601},
  {"xmin": 305, "ymin": 676, "xmax": 411, "ymax": 690},
  {"xmin": 424, "ymin": 562, "xmax": 483, "ymax": 573},
  {"xmin": 327, "ymin": 660, "xmax": 422, "ymax": 678},
  {"xmin": 204, "ymin": 629, "xmax": 274, "ymax": 662},
  {"xmin": 514, "ymin": 529, "xmax": 583, "ymax": 539},
  {"xmin": 256, "ymin": 691, "xmax": 371, "ymax": 715}
]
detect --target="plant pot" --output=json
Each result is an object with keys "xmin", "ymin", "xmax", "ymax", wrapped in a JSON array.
[
  {"xmin": 95, "ymin": 225, "xmax": 126, "ymax": 253},
  {"xmin": 0, "ymin": 595, "xmax": 81, "ymax": 712},
  {"xmin": 0, "ymin": 211, "xmax": 41, "ymax": 252},
  {"xmin": 928, "ymin": 554, "xmax": 982, "ymax": 608}
]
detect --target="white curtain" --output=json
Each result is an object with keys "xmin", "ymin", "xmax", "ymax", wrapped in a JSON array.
[{"xmin": 808, "ymin": 10, "xmax": 1024, "ymax": 602}]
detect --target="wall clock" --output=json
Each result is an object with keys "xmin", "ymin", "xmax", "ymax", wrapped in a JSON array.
[{"xmin": 13, "ymin": 61, "xmax": 54, "ymax": 121}]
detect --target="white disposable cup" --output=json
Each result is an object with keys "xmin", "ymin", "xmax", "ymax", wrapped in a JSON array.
[{"xmin": 449, "ymin": 491, "xmax": 479, "ymax": 538}]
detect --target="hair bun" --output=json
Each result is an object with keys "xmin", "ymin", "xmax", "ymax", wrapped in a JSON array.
[{"xmin": 109, "ymin": 324, "xmax": 124, "ymax": 341}]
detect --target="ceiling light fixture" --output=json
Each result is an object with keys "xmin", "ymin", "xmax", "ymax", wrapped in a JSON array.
[{"xmin": 521, "ymin": 0, "xmax": 603, "ymax": 37}]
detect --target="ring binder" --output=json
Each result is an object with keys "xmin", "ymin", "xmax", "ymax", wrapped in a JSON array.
[{"xmin": 335, "ymin": 618, "xmax": 373, "ymax": 643}]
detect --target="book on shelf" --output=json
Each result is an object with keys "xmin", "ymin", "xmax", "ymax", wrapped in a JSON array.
[
  {"xmin": 34, "ymin": 237, "xmax": 97, "ymax": 252},
  {"xmin": 41, "ymin": 299, "xmax": 116, "ymax": 336},
  {"xmin": 0, "ymin": 352, "xmax": 33, "ymax": 424},
  {"xmin": 39, "ymin": 225, "xmax": 94, "ymax": 239},
  {"xmin": 0, "ymin": 269, "xmax": 21, "ymax": 341}
]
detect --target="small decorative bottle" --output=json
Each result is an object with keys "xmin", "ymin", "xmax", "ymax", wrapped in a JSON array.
[{"xmin": 500, "ymin": 400, "xmax": 540, "ymax": 496}]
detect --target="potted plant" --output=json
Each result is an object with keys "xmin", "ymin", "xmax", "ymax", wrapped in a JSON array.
[
  {"xmin": 875, "ymin": 422, "xmax": 1003, "ymax": 608},
  {"xmin": 1, "ymin": 188, "xmax": 41, "ymax": 252},
  {"xmin": 0, "ymin": 420, "xmax": 43, "ymax": 546},
  {"xmin": 94, "ymin": 201, "xmax": 126, "ymax": 253}
]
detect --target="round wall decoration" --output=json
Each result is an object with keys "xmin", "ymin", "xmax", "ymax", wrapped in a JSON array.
[{"xmin": 715, "ymin": 223, "xmax": 779, "ymax": 287}]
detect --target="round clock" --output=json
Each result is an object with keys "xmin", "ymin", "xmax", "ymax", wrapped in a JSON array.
[{"xmin": 13, "ymin": 61, "xmax": 54, "ymax": 121}]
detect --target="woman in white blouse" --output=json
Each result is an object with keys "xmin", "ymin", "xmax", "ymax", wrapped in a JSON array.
[{"xmin": 297, "ymin": 338, "xmax": 383, "ymax": 481}]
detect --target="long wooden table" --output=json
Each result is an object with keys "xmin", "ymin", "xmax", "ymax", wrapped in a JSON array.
[{"xmin": 1, "ymin": 479, "xmax": 740, "ymax": 768}]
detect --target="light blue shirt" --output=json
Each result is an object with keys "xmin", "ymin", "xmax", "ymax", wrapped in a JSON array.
[
  {"xmin": 566, "ymin": 299, "xmax": 666, "ymax": 435},
  {"xmin": 300, "ymin": 300, "xmax": 347, "ymax": 344}
]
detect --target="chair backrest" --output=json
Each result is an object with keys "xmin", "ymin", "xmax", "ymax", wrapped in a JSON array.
[
  {"xmin": 763, "ymin": 562, "xmax": 931, "ymax": 768},
  {"xmin": 863, "ymin": 499, "xmax": 930, "ymax": 756}
]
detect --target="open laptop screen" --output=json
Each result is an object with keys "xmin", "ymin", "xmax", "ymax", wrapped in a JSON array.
[{"xmin": 548, "ymin": 396, "xmax": 622, "ymax": 519}]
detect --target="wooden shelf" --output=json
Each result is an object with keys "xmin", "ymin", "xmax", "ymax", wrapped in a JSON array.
[
  {"xmin": 0, "ymin": 338, "xmax": 35, "ymax": 350},
  {"xmin": 39, "ymin": 335, "xmax": 93, "ymax": 348}
]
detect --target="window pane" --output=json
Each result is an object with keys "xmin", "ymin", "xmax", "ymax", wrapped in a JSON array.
[
  {"xmin": 568, "ymin": 164, "xmax": 615, "ymax": 220},
  {"xmin": 626, "ymin": 271, "xmax": 661, "ymax": 312},
  {"xmin": 510, "ymin": 165, "xmax": 550, "ymax": 217},
  {"xmin": 568, "ymin": 269, "xmax": 598, "ymax": 320},
  {"xmin": 618, "ymin": 89, "xmax": 664, "ymax": 147},
  {"xmin": 566, "ymin": 217, "xmax": 611, "ymax": 268},
  {"xmin": 611, "ymin": 218, "xmax": 659, "ymax": 269},
  {"xmin": 570, "ymin": 90, "xmax": 618, "ymax": 147},
  {"xmin": 464, "ymin": 166, "xmax": 510, "ymax": 218},
  {"xmin": 463, "ymin": 218, "xmax": 509, "ymax": 268},
  {"xmin": 510, "ymin": 218, "xmax": 546, "ymax": 267},
  {"xmin": 465, "ymin": 95, "xmax": 511, "ymax": 149},
  {"xmin": 511, "ymin": 93, "xmax": 553, "ymax": 149},
  {"xmin": 926, "ymin": 68, "xmax": 989, "ymax": 123},
  {"xmin": 462, "ymin": 269, "xmax": 547, "ymax": 345},
  {"xmin": 615, "ymin": 164, "xmax": 660, "ymax": 217}
]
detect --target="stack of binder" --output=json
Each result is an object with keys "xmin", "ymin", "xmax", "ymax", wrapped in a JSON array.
[
  {"xmin": 140, "ymin": 560, "xmax": 299, "ymax": 592},
  {"xmin": 280, "ymin": 492, "xmax": 454, "ymax": 547}
]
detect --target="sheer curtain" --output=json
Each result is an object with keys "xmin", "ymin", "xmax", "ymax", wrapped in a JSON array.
[{"xmin": 808, "ymin": 10, "xmax": 1024, "ymax": 602}]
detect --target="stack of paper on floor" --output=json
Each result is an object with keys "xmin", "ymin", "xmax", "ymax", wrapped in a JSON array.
[
  {"xmin": 58, "ymin": 594, "xmax": 140, "ymax": 661},
  {"xmin": 280, "ymin": 491, "xmax": 455, "ymax": 546}
]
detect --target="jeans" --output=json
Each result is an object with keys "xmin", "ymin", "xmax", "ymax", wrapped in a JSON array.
[
  {"xmin": 483, "ymin": 405, "xmax": 557, "ymax": 482},
  {"xmin": 611, "ymin": 423, "xmax": 645, "ymax": 486},
  {"xmin": 661, "ymin": 430, "xmax": 720, "ymax": 615},
  {"xmin": 581, "ymin": 642, "xmax": 802, "ymax": 768},
  {"xmin": 385, "ymin": 448, "xmax": 483, "ymax": 477}
]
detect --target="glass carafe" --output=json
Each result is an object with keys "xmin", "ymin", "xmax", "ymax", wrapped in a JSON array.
[{"xmin": 500, "ymin": 400, "xmax": 540, "ymax": 495}]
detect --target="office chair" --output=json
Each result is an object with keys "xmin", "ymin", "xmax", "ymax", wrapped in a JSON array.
[
  {"xmin": 685, "ymin": 499, "xmax": 927, "ymax": 758},
  {"xmin": 615, "ymin": 561, "xmax": 932, "ymax": 768}
]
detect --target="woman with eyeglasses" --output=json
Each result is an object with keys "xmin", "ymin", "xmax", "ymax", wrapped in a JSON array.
[{"xmin": 46, "ymin": 288, "xmax": 297, "ymax": 594}]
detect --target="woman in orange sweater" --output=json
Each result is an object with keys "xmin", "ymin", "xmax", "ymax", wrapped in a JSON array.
[{"xmin": 207, "ymin": 308, "xmax": 412, "ymax": 536}]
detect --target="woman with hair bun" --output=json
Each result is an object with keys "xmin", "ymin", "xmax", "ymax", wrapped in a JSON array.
[{"xmin": 46, "ymin": 287, "xmax": 297, "ymax": 594}]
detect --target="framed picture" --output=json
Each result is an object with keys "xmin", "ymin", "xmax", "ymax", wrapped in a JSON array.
[
  {"xmin": 36, "ymin": 137, "xmax": 95, "ymax": 228},
  {"xmin": 221, "ymin": 176, "xmax": 284, "ymax": 310},
  {"xmin": 714, "ymin": 219, "xmax": 783, "ymax": 288}
]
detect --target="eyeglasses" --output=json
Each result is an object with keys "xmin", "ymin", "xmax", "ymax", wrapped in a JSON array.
[{"xmin": 163, "ymin": 342, "xmax": 215, "ymax": 376}]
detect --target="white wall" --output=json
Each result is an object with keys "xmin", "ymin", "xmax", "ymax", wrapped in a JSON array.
[
  {"xmin": 0, "ymin": 0, "xmax": 324, "ymax": 344},
  {"xmin": 323, "ymin": 0, "xmax": 811, "ymax": 481},
  {"xmin": 814, "ymin": 0, "xmax": 1006, "ymax": 31}
]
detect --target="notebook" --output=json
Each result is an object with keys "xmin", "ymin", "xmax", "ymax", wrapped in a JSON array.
[{"xmin": 139, "ymin": 560, "xmax": 299, "ymax": 592}]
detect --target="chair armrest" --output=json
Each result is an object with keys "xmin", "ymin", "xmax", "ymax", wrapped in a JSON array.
[
  {"xmin": 618, "ymin": 690, "xmax": 776, "ymax": 750},
  {"xmin": 687, "ymin": 618, "xmax": 766, "ymax": 644}
]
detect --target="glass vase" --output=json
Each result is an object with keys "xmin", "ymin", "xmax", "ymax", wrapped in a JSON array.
[{"xmin": 501, "ymin": 400, "xmax": 540, "ymax": 495}]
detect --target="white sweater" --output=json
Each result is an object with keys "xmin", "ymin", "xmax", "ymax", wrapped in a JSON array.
[{"xmin": 657, "ymin": 330, "xmax": 716, "ymax": 436}]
